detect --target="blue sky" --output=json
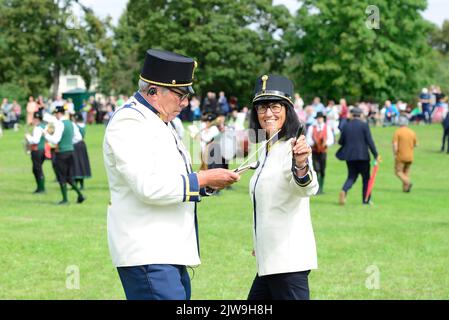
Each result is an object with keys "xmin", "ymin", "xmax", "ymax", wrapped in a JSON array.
[{"xmin": 79, "ymin": 0, "xmax": 449, "ymax": 27}]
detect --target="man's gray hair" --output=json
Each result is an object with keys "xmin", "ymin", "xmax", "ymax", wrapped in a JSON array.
[
  {"xmin": 138, "ymin": 79, "xmax": 169, "ymax": 95},
  {"xmin": 138, "ymin": 79, "xmax": 150, "ymax": 93}
]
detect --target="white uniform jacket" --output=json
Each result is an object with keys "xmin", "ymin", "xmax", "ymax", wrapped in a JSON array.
[
  {"xmin": 249, "ymin": 139, "xmax": 319, "ymax": 276},
  {"xmin": 103, "ymin": 92, "xmax": 205, "ymax": 267}
]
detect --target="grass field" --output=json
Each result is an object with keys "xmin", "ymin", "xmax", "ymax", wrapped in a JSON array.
[{"xmin": 0, "ymin": 122, "xmax": 448, "ymax": 300}]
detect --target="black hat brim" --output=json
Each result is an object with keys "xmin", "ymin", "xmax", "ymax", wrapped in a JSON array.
[
  {"xmin": 182, "ymin": 85, "xmax": 195, "ymax": 95},
  {"xmin": 253, "ymin": 94, "xmax": 293, "ymax": 107}
]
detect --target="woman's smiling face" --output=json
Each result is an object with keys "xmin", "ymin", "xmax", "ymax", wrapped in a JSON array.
[{"xmin": 256, "ymin": 101, "xmax": 286, "ymax": 137}]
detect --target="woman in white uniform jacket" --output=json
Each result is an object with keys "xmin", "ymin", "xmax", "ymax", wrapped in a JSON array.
[{"xmin": 247, "ymin": 74, "xmax": 319, "ymax": 300}]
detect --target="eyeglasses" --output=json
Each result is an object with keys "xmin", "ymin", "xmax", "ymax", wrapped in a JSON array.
[
  {"xmin": 168, "ymin": 88, "xmax": 191, "ymax": 102},
  {"xmin": 255, "ymin": 102, "xmax": 284, "ymax": 114}
]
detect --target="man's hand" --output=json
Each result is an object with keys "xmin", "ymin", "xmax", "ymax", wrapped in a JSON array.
[{"xmin": 197, "ymin": 168, "xmax": 240, "ymax": 190}]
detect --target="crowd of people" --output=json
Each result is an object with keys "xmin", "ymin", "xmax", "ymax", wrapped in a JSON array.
[
  {"xmin": 20, "ymin": 104, "xmax": 92, "ymax": 204},
  {"xmin": 2, "ymin": 83, "xmax": 448, "ymax": 203},
  {"xmin": 1, "ymin": 42, "xmax": 448, "ymax": 301}
]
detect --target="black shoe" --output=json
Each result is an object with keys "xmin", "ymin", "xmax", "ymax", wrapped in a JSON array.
[
  {"xmin": 33, "ymin": 189, "xmax": 45, "ymax": 194},
  {"xmin": 77, "ymin": 195, "xmax": 86, "ymax": 204},
  {"xmin": 405, "ymin": 183, "xmax": 413, "ymax": 193},
  {"xmin": 58, "ymin": 200, "xmax": 69, "ymax": 205}
]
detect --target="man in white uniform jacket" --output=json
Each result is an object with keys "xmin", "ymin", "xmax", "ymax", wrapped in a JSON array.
[{"xmin": 103, "ymin": 49, "xmax": 240, "ymax": 300}]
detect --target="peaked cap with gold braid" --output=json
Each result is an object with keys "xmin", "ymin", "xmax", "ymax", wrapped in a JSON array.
[
  {"xmin": 252, "ymin": 74, "xmax": 294, "ymax": 107},
  {"xmin": 140, "ymin": 49, "xmax": 197, "ymax": 94}
]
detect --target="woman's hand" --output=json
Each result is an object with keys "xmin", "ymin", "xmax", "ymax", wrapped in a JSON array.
[{"xmin": 291, "ymin": 135, "xmax": 312, "ymax": 168}]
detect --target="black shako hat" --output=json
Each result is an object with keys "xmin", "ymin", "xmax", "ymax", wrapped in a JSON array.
[
  {"xmin": 350, "ymin": 107, "xmax": 363, "ymax": 116},
  {"xmin": 252, "ymin": 74, "xmax": 294, "ymax": 107},
  {"xmin": 140, "ymin": 49, "xmax": 197, "ymax": 94},
  {"xmin": 33, "ymin": 112, "xmax": 43, "ymax": 120},
  {"xmin": 315, "ymin": 111, "xmax": 326, "ymax": 119},
  {"xmin": 74, "ymin": 112, "xmax": 84, "ymax": 122},
  {"xmin": 53, "ymin": 106, "xmax": 65, "ymax": 114}
]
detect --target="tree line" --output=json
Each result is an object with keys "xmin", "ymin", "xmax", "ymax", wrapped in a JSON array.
[{"xmin": 1, "ymin": 0, "xmax": 449, "ymax": 106}]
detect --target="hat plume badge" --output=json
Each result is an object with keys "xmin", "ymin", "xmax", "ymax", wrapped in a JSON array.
[
  {"xmin": 261, "ymin": 75, "xmax": 269, "ymax": 92},
  {"xmin": 192, "ymin": 61, "xmax": 198, "ymax": 80}
]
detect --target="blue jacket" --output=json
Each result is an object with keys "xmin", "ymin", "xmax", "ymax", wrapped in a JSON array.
[{"xmin": 337, "ymin": 119, "xmax": 378, "ymax": 161}]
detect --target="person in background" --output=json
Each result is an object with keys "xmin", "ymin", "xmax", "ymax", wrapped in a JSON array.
[
  {"xmin": 441, "ymin": 110, "xmax": 449, "ymax": 154},
  {"xmin": 36, "ymin": 95, "xmax": 46, "ymax": 115},
  {"xmin": 72, "ymin": 112, "xmax": 92, "ymax": 190},
  {"xmin": 199, "ymin": 113, "xmax": 220, "ymax": 171},
  {"xmin": 218, "ymin": 91, "xmax": 230, "ymax": 116},
  {"xmin": 26, "ymin": 96, "xmax": 38, "ymax": 126},
  {"xmin": 337, "ymin": 107, "xmax": 379, "ymax": 205},
  {"xmin": 25, "ymin": 112, "xmax": 47, "ymax": 193},
  {"xmin": 304, "ymin": 104, "xmax": 315, "ymax": 130},
  {"xmin": 65, "ymin": 98, "xmax": 75, "ymax": 116},
  {"xmin": 171, "ymin": 115, "xmax": 185, "ymax": 140},
  {"xmin": 312, "ymin": 97, "xmax": 325, "ymax": 115},
  {"xmin": 383, "ymin": 100, "xmax": 395, "ymax": 126},
  {"xmin": 190, "ymin": 96, "xmax": 201, "ymax": 121},
  {"xmin": 325, "ymin": 100, "xmax": 340, "ymax": 137},
  {"xmin": 392, "ymin": 116, "xmax": 417, "ymax": 192},
  {"xmin": 294, "ymin": 93, "xmax": 306, "ymax": 123},
  {"xmin": 51, "ymin": 95, "xmax": 65, "ymax": 113},
  {"xmin": 419, "ymin": 88, "xmax": 432, "ymax": 124},
  {"xmin": 338, "ymin": 98, "xmax": 349, "ymax": 131},
  {"xmin": 44, "ymin": 106, "xmax": 86, "ymax": 205},
  {"xmin": 306, "ymin": 112, "xmax": 334, "ymax": 194},
  {"xmin": 10, "ymin": 100, "xmax": 21, "ymax": 131}
]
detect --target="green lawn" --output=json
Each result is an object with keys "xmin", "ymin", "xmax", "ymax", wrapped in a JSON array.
[{"xmin": 0, "ymin": 122, "xmax": 448, "ymax": 299}]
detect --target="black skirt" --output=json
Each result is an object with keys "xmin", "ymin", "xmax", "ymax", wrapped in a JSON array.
[{"xmin": 73, "ymin": 141, "xmax": 92, "ymax": 179}]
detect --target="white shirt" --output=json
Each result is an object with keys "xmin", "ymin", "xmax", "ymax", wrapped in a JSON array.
[
  {"xmin": 103, "ymin": 93, "xmax": 204, "ymax": 267},
  {"xmin": 171, "ymin": 116, "xmax": 185, "ymax": 140},
  {"xmin": 26, "ymin": 125, "xmax": 44, "ymax": 144},
  {"xmin": 249, "ymin": 140, "xmax": 319, "ymax": 276},
  {"xmin": 44, "ymin": 119, "xmax": 65, "ymax": 145},
  {"xmin": 44, "ymin": 118, "xmax": 80, "ymax": 145},
  {"xmin": 200, "ymin": 125, "xmax": 220, "ymax": 152},
  {"xmin": 306, "ymin": 123, "xmax": 334, "ymax": 148},
  {"xmin": 72, "ymin": 122, "xmax": 82, "ymax": 144}
]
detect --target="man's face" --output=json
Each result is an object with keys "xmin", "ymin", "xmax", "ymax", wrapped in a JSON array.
[{"xmin": 156, "ymin": 87, "xmax": 190, "ymax": 122}]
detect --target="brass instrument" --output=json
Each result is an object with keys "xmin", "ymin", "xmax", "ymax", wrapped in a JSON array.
[{"xmin": 45, "ymin": 122, "xmax": 55, "ymax": 135}]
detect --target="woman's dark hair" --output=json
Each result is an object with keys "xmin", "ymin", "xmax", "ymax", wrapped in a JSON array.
[{"xmin": 249, "ymin": 100, "xmax": 301, "ymax": 143}]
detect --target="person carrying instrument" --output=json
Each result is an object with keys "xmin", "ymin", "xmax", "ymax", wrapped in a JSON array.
[
  {"xmin": 44, "ymin": 106, "xmax": 86, "ymax": 205},
  {"xmin": 25, "ymin": 112, "xmax": 47, "ymax": 193}
]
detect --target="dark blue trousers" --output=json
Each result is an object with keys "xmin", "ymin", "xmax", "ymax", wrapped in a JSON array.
[
  {"xmin": 342, "ymin": 160, "xmax": 371, "ymax": 203},
  {"xmin": 117, "ymin": 264, "xmax": 191, "ymax": 300},
  {"xmin": 248, "ymin": 270, "xmax": 311, "ymax": 300}
]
